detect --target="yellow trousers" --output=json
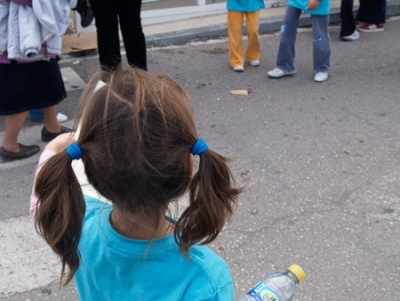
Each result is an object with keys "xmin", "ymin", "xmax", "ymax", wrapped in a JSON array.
[{"xmin": 227, "ymin": 10, "xmax": 261, "ymax": 67}]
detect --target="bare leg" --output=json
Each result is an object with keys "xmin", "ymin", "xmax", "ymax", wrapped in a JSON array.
[
  {"xmin": 43, "ymin": 105, "xmax": 61, "ymax": 133},
  {"xmin": 2, "ymin": 111, "xmax": 28, "ymax": 152}
]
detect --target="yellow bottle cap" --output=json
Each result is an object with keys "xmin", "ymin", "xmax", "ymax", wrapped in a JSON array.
[{"xmin": 288, "ymin": 264, "xmax": 306, "ymax": 282}]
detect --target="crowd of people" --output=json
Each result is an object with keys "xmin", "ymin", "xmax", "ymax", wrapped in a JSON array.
[
  {"xmin": 0, "ymin": 0, "xmax": 388, "ymax": 163},
  {"xmin": 228, "ymin": 0, "xmax": 386, "ymax": 83}
]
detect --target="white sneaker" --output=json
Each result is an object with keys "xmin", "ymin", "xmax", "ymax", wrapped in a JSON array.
[
  {"xmin": 249, "ymin": 59, "xmax": 260, "ymax": 67},
  {"xmin": 267, "ymin": 67, "xmax": 297, "ymax": 78},
  {"xmin": 62, "ymin": 76, "xmax": 69, "ymax": 84},
  {"xmin": 56, "ymin": 112, "xmax": 68, "ymax": 123},
  {"xmin": 232, "ymin": 65, "xmax": 244, "ymax": 72},
  {"xmin": 314, "ymin": 72, "xmax": 329, "ymax": 82},
  {"xmin": 342, "ymin": 30, "xmax": 360, "ymax": 41}
]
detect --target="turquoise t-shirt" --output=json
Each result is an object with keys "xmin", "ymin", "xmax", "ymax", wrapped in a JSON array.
[
  {"xmin": 227, "ymin": 0, "xmax": 265, "ymax": 12},
  {"xmin": 288, "ymin": 0, "xmax": 330, "ymax": 15},
  {"xmin": 74, "ymin": 196, "xmax": 234, "ymax": 301}
]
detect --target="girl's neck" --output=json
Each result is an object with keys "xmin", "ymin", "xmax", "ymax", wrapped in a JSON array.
[{"xmin": 110, "ymin": 209, "xmax": 173, "ymax": 240}]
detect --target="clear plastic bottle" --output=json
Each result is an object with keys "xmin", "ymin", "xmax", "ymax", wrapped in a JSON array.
[{"xmin": 239, "ymin": 264, "xmax": 306, "ymax": 301}]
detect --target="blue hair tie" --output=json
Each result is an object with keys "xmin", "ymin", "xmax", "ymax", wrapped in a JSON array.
[
  {"xmin": 191, "ymin": 138, "xmax": 208, "ymax": 155},
  {"xmin": 66, "ymin": 142, "xmax": 82, "ymax": 160}
]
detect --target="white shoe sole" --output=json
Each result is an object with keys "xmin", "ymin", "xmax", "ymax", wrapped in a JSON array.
[
  {"xmin": 56, "ymin": 113, "xmax": 68, "ymax": 123},
  {"xmin": 267, "ymin": 69, "xmax": 297, "ymax": 78},
  {"xmin": 232, "ymin": 66, "xmax": 244, "ymax": 72},
  {"xmin": 314, "ymin": 73, "xmax": 329, "ymax": 82},
  {"xmin": 249, "ymin": 60, "xmax": 260, "ymax": 67},
  {"xmin": 342, "ymin": 30, "xmax": 360, "ymax": 41}
]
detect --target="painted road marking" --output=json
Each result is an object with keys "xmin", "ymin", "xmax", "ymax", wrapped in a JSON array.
[
  {"xmin": 60, "ymin": 67, "xmax": 86, "ymax": 91},
  {"xmin": 0, "ymin": 216, "xmax": 59, "ymax": 296}
]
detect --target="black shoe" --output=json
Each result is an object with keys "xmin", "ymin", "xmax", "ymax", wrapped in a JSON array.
[
  {"xmin": 72, "ymin": 0, "xmax": 94, "ymax": 28},
  {"xmin": 0, "ymin": 144, "xmax": 40, "ymax": 163},
  {"xmin": 41, "ymin": 126, "xmax": 73, "ymax": 142}
]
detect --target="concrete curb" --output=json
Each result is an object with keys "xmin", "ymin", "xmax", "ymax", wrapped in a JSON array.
[{"xmin": 146, "ymin": 2, "xmax": 400, "ymax": 48}]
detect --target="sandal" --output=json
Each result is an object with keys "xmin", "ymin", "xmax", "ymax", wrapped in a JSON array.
[{"xmin": 0, "ymin": 144, "xmax": 40, "ymax": 163}]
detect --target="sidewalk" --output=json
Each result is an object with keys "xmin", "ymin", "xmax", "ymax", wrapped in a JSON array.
[{"xmin": 62, "ymin": 0, "xmax": 400, "ymax": 55}]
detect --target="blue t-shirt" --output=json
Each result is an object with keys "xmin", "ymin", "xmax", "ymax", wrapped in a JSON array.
[
  {"xmin": 227, "ymin": 0, "xmax": 265, "ymax": 12},
  {"xmin": 288, "ymin": 0, "xmax": 330, "ymax": 15},
  {"xmin": 74, "ymin": 196, "xmax": 234, "ymax": 301}
]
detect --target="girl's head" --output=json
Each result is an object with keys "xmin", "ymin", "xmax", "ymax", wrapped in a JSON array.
[{"xmin": 35, "ymin": 66, "xmax": 242, "ymax": 284}]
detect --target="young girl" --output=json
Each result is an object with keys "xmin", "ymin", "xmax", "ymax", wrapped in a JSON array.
[
  {"xmin": 31, "ymin": 67, "xmax": 242, "ymax": 300},
  {"xmin": 267, "ymin": 0, "xmax": 331, "ymax": 82},
  {"xmin": 227, "ymin": 0, "xmax": 265, "ymax": 72}
]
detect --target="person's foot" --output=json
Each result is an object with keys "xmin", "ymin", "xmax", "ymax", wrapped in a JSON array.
[
  {"xmin": 267, "ymin": 67, "xmax": 297, "ymax": 78},
  {"xmin": 249, "ymin": 59, "xmax": 260, "ymax": 67},
  {"xmin": 41, "ymin": 126, "xmax": 73, "ymax": 142},
  {"xmin": 232, "ymin": 65, "xmax": 244, "ymax": 72},
  {"xmin": 314, "ymin": 72, "xmax": 329, "ymax": 82},
  {"xmin": 341, "ymin": 30, "xmax": 360, "ymax": 41},
  {"xmin": 358, "ymin": 23, "xmax": 384, "ymax": 32},
  {"xmin": 0, "ymin": 144, "xmax": 40, "ymax": 163},
  {"xmin": 355, "ymin": 19, "xmax": 364, "ymax": 28}
]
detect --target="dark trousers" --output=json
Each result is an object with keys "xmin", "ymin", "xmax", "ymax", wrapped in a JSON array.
[
  {"xmin": 90, "ymin": 0, "xmax": 147, "ymax": 71},
  {"xmin": 340, "ymin": 0, "xmax": 386, "ymax": 37},
  {"xmin": 356, "ymin": 0, "xmax": 386, "ymax": 24}
]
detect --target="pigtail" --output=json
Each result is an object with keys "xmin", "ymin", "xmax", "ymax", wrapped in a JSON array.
[
  {"xmin": 34, "ymin": 151, "xmax": 85, "ymax": 285},
  {"xmin": 176, "ymin": 149, "xmax": 242, "ymax": 255}
]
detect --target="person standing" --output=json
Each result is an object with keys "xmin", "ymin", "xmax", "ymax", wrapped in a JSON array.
[
  {"xmin": 340, "ymin": 0, "xmax": 360, "ymax": 41},
  {"xmin": 267, "ymin": 0, "xmax": 331, "ymax": 82},
  {"xmin": 226, "ymin": 0, "xmax": 265, "ymax": 72},
  {"xmin": 90, "ymin": 0, "xmax": 147, "ymax": 72},
  {"xmin": 0, "ymin": 0, "xmax": 72, "ymax": 163},
  {"xmin": 340, "ymin": 0, "xmax": 386, "ymax": 41},
  {"xmin": 356, "ymin": 0, "xmax": 386, "ymax": 33}
]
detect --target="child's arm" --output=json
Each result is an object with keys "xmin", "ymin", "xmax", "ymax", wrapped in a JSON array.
[
  {"xmin": 30, "ymin": 133, "xmax": 76, "ymax": 220},
  {"xmin": 43, "ymin": 132, "xmax": 76, "ymax": 153},
  {"xmin": 307, "ymin": 0, "xmax": 319, "ymax": 10}
]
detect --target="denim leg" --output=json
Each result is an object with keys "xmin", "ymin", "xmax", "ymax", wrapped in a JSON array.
[
  {"xmin": 312, "ymin": 14, "xmax": 331, "ymax": 73},
  {"xmin": 276, "ymin": 5, "xmax": 301, "ymax": 72},
  {"xmin": 340, "ymin": 0, "xmax": 356, "ymax": 37},
  {"xmin": 29, "ymin": 109, "xmax": 44, "ymax": 120}
]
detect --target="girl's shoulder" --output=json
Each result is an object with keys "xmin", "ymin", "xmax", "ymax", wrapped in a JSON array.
[
  {"xmin": 84, "ymin": 195, "xmax": 112, "ymax": 216},
  {"xmin": 183, "ymin": 245, "xmax": 234, "ymax": 300}
]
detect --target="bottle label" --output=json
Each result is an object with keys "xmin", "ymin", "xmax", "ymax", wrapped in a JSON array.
[{"xmin": 247, "ymin": 281, "xmax": 281, "ymax": 301}]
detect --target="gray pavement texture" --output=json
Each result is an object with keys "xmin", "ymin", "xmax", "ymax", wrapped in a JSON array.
[{"xmin": 2, "ymin": 7, "xmax": 400, "ymax": 301}]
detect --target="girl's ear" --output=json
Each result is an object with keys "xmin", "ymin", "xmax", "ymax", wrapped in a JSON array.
[{"xmin": 188, "ymin": 153, "xmax": 194, "ymax": 175}]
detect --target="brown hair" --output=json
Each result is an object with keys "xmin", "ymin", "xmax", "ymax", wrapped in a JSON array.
[{"xmin": 35, "ymin": 66, "xmax": 242, "ymax": 285}]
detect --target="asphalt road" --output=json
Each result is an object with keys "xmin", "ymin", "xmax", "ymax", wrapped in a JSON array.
[{"xmin": 1, "ymin": 17, "xmax": 400, "ymax": 300}]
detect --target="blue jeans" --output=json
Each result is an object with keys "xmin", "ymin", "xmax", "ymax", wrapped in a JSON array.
[
  {"xmin": 276, "ymin": 5, "xmax": 331, "ymax": 73},
  {"xmin": 29, "ymin": 108, "xmax": 45, "ymax": 120}
]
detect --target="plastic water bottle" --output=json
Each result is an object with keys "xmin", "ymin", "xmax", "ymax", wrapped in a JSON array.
[{"xmin": 239, "ymin": 264, "xmax": 306, "ymax": 301}]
